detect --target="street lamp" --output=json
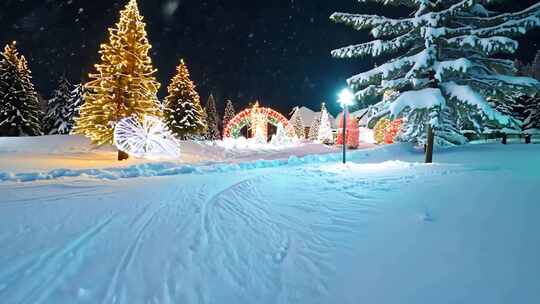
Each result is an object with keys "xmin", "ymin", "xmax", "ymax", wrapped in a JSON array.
[{"xmin": 338, "ymin": 88, "xmax": 355, "ymax": 164}]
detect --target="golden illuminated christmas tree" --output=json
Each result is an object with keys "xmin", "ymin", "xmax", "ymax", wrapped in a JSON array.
[{"xmin": 74, "ymin": 0, "xmax": 161, "ymax": 158}]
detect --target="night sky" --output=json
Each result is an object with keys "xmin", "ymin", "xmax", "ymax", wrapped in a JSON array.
[{"xmin": 0, "ymin": 0, "xmax": 539, "ymax": 115}]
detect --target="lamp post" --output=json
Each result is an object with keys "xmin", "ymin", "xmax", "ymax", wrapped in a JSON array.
[{"xmin": 338, "ymin": 89, "xmax": 355, "ymax": 164}]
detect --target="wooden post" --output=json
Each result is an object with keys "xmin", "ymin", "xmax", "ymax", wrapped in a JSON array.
[
  {"xmin": 425, "ymin": 124, "xmax": 434, "ymax": 163},
  {"xmin": 118, "ymin": 150, "xmax": 129, "ymax": 161}
]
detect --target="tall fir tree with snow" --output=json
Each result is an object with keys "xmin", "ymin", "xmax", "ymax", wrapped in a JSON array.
[
  {"xmin": 222, "ymin": 99, "xmax": 236, "ymax": 134},
  {"xmin": 74, "ymin": 0, "xmax": 161, "ymax": 148},
  {"xmin": 0, "ymin": 42, "xmax": 42, "ymax": 136},
  {"xmin": 308, "ymin": 108, "xmax": 322, "ymax": 141},
  {"xmin": 204, "ymin": 93, "xmax": 221, "ymax": 140},
  {"xmin": 511, "ymin": 52, "xmax": 540, "ymax": 131},
  {"xmin": 164, "ymin": 60, "xmax": 206, "ymax": 139},
  {"xmin": 44, "ymin": 77, "xmax": 72, "ymax": 134},
  {"xmin": 318, "ymin": 103, "xmax": 334, "ymax": 143},
  {"xmin": 289, "ymin": 107, "xmax": 305, "ymax": 139},
  {"xmin": 522, "ymin": 95, "xmax": 540, "ymax": 130},
  {"xmin": 66, "ymin": 83, "xmax": 85, "ymax": 133},
  {"xmin": 331, "ymin": 1, "xmax": 540, "ymax": 146},
  {"xmin": 531, "ymin": 50, "xmax": 540, "ymax": 80}
]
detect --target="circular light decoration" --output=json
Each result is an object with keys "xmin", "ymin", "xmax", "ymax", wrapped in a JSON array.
[
  {"xmin": 223, "ymin": 102, "xmax": 293, "ymax": 140},
  {"xmin": 113, "ymin": 115, "xmax": 180, "ymax": 159}
]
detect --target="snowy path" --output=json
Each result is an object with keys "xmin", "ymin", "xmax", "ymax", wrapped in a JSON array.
[{"xmin": 1, "ymin": 144, "xmax": 539, "ymax": 303}]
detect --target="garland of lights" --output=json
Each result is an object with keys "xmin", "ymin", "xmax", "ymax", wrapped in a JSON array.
[{"xmin": 223, "ymin": 102, "xmax": 293, "ymax": 140}]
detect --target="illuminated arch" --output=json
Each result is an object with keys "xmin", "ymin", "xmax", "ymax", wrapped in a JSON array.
[{"xmin": 224, "ymin": 102, "xmax": 292, "ymax": 140}]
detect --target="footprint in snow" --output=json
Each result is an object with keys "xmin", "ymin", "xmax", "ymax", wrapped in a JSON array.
[
  {"xmin": 421, "ymin": 211, "xmax": 435, "ymax": 222},
  {"xmin": 273, "ymin": 240, "xmax": 290, "ymax": 264}
]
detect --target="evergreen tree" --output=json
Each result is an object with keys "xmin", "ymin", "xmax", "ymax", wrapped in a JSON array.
[
  {"xmin": 519, "ymin": 94, "xmax": 540, "ymax": 131},
  {"xmin": 222, "ymin": 99, "xmax": 236, "ymax": 134},
  {"xmin": 531, "ymin": 50, "xmax": 540, "ymax": 81},
  {"xmin": 0, "ymin": 42, "xmax": 42, "ymax": 136},
  {"xmin": 308, "ymin": 111, "xmax": 322, "ymax": 141},
  {"xmin": 289, "ymin": 107, "xmax": 305, "ymax": 139},
  {"xmin": 163, "ymin": 60, "xmax": 206, "ymax": 139},
  {"xmin": 331, "ymin": 1, "xmax": 540, "ymax": 146},
  {"xmin": 44, "ymin": 77, "xmax": 72, "ymax": 134},
  {"xmin": 318, "ymin": 103, "xmax": 334, "ymax": 143},
  {"xmin": 204, "ymin": 93, "xmax": 221, "ymax": 140},
  {"xmin": 66, "ymin": 83, "xmax": 85, "ymax": 133},
  {"xmin": 271, "ymin": 123, "xmax": 294, "ymax": 145},
  {"xmin": 74, "ymin": 0, "xmax": 161, "ymax": 147}
]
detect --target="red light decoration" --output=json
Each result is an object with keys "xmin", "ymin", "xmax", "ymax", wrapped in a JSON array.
[
  {"xmin": 223, "ymin": 102, "xmax": 292, "ymax": 140},
  {"xmin": 336, "ymin": 112, "xmax": 360, "ymax": 149},
  {"xmin": 383, "ymin": 118, "xmax": 403, "ymax": 144}
]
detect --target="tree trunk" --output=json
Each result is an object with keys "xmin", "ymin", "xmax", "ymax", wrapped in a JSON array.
[
  {"xmin": 118, "ymin": 150, "xmax": 129, "ymax": 161},
  {"xmin": 425, "ymin": 124, "xmax": 434, "ymax": 163}
]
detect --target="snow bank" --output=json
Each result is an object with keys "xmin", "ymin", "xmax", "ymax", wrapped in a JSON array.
[
  {"xmin": 0, "ymin": 147, "xmax": 368, "ymax": 183},
  {"xmin": 0, "ymin": 135, "xmax": 115, "ymax": 154}
]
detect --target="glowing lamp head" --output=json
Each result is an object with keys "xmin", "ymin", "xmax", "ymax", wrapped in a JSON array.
[{"xmin": 338, "ymin": 89, "xmax": 355, "ymax": 108}]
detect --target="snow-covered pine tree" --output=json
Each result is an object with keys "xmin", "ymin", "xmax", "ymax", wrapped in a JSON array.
[
  {"xmin": 318, "ymin": 102, "xmax": 334, "ymax": 143},
  {"xmin": 66, "ymin": 83, "xmax": 85, "ymax": 133},
  {"xmin": 289, "ymin": 107, "xmax": 305, "ymax": 139},
  {"xmin": 44, "ymin": 77, "xmax": 72, "ymax": 134},
  {"xmin": 331, "ymin": 1, "xmax": 540, "ymax": 146},
  {"xmin": 511, "ymin": 51, "xmax": 540, "ymax": 131},
  {"xmin": 204, "ymin": 94, "xmax": 221, "ymax": 140},
  {"xmin": 222, "ymin": 99, "xmax": 236, "ymax": 135},
  {"xmin": 308, "ymin": 111, "xmax": 322, "ymax": 141},
  {"xmin": 531, "ymin": 50, "xmax": 540, "ymax": 80},
  {"xmin": 0, "ymin": 42, "xmax": 42, "ymax": 136},
  {"xmin": 164, "ymin": 60, "xmax": 206, "ymax": 139},
  {"xmin": 522, "ymin": 94, "xmax": 540, "ymax": 130}
]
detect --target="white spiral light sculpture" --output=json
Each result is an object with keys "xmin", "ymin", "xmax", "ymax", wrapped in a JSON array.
[{"xmin": 113, "ymin": 115, "xmax": 180, "ymax": 159}]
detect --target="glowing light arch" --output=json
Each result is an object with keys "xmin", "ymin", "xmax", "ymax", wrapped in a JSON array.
[{"xmin": 224, "ymin": 102, "xmax": 293, "ymax": 140}]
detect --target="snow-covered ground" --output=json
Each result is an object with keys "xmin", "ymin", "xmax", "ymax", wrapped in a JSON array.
[
  {"xmin": 0, "ymin": 136, "xmax": 539, "ymax": 303},
  {"xmin": 0, "ymin": 135, "xmax": 355, "ymax": 174}
]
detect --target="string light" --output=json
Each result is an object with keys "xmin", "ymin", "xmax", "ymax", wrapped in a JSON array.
[
  {"xmin": 73, "ymin": 0, "xmax": 161, "ymax": 147},
  {"xmin": 224, "ymin": 102, "xmax": 293, "ymax": 140}
]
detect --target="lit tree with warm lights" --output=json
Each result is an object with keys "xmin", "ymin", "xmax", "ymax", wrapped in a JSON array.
[
  {"xmin": 44, "ymin": 77, "xmax": 72, "ymax": 134},
  {"xmin": 308, "ymin": 112, "xmax": 321, "ymax": 141},
  {"xmin": 317, "ymin": 103, "xmax": 334, "ymax": 143},
  {"xmin": 163, "ymin": 60, "xmax": 206, "ymax": 139},
  {"xmin": 289, "ymin": 107, "xmax": 305, "ymax": 139},
  {"xmin": 204, "ymin": 93, "xmax": 221, "ymax": 140},
  {"xmin": 0, "ymin": 42, "xmax": 42, "ymax": 136},
  {"xmin": 74, "ymin": 0, "xmax": 161, "ymax": 158},
  {"xmin": 222, "ymin": 99, "xmax": 236, "ymax": 136},
  {"xmin": 331, "ymin": 1, "xmax": 540, "ymax": 154}
]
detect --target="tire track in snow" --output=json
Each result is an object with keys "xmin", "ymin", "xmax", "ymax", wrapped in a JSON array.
[
  {"xmin": 0, "ymin": 213, "xmax": 117, "ymax": 304},
  {"xmin": 101, "ymin": 201, "xmax": 166, "ymax": 304}
]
